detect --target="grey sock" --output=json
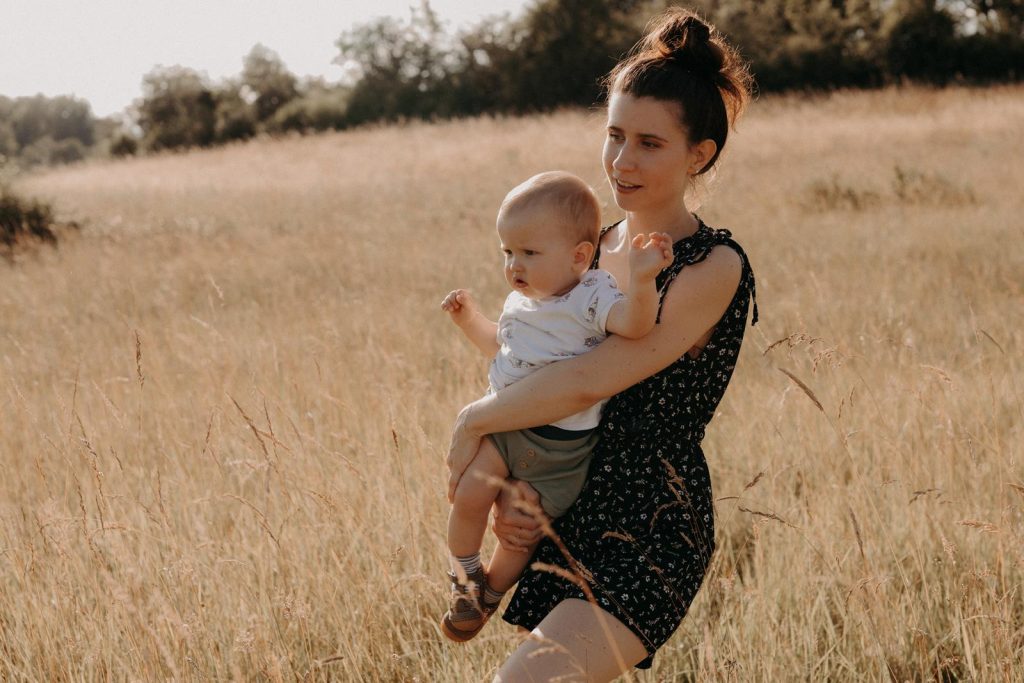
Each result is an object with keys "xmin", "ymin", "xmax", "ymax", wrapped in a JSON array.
[
  {"xmin": 483, "ymin": 584, "xmax": 506, "ymax": 607},
  {"xmin": 454, "ymin": 553, "xmax": 482, "ymax": 577}
]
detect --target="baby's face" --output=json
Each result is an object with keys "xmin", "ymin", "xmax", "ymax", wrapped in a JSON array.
[{"xmin": 496, "ymin": 209, "xmax": 586, "ymax": 299}]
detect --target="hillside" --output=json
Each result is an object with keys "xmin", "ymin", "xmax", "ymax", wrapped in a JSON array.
[{"xmin": 2, "ymin": 85, "xmax": 1022, "ymax": 680}]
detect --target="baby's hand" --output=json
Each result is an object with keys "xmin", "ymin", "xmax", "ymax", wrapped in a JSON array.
[
  {"xmin": 629, "ymin": 232, "xmax": 674, "ymax": 282},
  {"xmin": 440, "ymin": 289, "xmax": 479, "ymax": 326}
]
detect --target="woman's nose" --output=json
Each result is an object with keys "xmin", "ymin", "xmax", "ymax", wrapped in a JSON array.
[{"xmin": 613, "ymin": 145, "xmax": 635, "ymax": 171}]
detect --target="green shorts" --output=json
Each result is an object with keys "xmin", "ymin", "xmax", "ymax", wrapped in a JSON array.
[{"xmin": 487, "ymin": 427, "xmax": 599, "ymax": 518}]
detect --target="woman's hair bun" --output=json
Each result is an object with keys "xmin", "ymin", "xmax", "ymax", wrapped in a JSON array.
[
  {"xmin": 648, "ymin": 10, "xmax": 721, "ymax": 79},
  {"xmin": 673, "ymin": 15, "xmax": 711, "ymax": 48}
]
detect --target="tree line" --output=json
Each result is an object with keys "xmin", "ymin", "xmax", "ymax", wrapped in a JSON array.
[
  {"xmin": 1, "ymin": 0, "xmax": 1021, "ymax": 170},
  {"xmin": 335, "ymin": 0, "xmax": 1022, "ymax": 118}
]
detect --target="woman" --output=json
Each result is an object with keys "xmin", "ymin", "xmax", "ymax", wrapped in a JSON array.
[{"xmin": 446, "ymin": 9, "xmax": 758, "ymax": 681}]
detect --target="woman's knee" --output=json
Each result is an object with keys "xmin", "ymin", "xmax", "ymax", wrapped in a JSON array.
[{"xmin": 495, "ymin": 599, "xmax": 648, "ymax": 682}]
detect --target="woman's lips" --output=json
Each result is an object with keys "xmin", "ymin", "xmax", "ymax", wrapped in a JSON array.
[{"xmin": 615, "ymin": 179, "xmax": 641, "ymax": 194}]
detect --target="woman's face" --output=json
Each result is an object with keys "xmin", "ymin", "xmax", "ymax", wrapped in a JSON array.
[{"xmin": 602, "ymin": 92, "xmax": 700, "ymax": 213}]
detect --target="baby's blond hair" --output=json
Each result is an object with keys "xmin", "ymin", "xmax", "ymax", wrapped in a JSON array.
[{"xmin": 498, "ymin": 171, "xmax": 601, "ymax": 245}]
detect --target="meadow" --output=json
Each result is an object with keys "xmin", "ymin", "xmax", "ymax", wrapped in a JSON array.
[{"xmin": 1, "ymin": 85, "xmax": 1022, "ymax": 681}]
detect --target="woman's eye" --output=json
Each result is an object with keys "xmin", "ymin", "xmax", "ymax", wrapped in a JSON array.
[
  {"xmin": 642, "ymin": 140, "xmax": 660, "ymax": 149},
  {"xmin": 607, "ymin": 132, "xmax": 623, "ymax": 141}
]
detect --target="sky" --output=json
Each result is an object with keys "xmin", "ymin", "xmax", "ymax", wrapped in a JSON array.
[{"xmin": 1, "ymin": 0, "xmax": 530, "ymax": 118}]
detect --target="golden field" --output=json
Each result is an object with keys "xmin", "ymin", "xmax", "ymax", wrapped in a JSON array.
[{"xmin": 2, "ymin": 85, "xmax": 1022, "ymax": 681}]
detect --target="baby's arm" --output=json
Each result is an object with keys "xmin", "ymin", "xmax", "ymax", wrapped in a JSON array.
[
  {"xmin": 440, "ymin": 289, "xmax": 501, "ymax": 357},
  {"xmin": 604, "ymin": 232, "xmax": 674, "ymax": 339}
]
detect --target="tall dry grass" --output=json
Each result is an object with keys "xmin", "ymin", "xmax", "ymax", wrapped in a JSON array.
[{"xmin": 2, "ymin": 85, "xmax": 1022, "ymax": 681}]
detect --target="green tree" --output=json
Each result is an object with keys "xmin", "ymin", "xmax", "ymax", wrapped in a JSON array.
[
  {"xmin": 503, "ymin": 0, "xmax": 643, "ymax": 110},
  {"xmin": 335, "ymin": 2, "xmax": 453, "ymax": 124},
  {"xmin": 48, "ymin": 95, "xmax": 95, "ymax": 145},
  {"xmin": 10, "ymin": 96, "xmax": 50, "ymax": 149},
  {"xmin": 5, "ymin": 94, "xmax": 95, "ymax": 150},
  {"xmin": 884, "ymin": 0, "xmax": 958, "ymax": 83},
  {"xmin": 448, "ymin": 17, "xmax": 528, "ymax": 114},
  {"xmin": 214, "ymin": 82, "xmax": 258, "ymax": 143},
  {"xmin": 0, "ymin": 121, "xmax": 17, "ymax": 161},
  {"xmin": 137, "ymin": 66, "xmax": 217, "ymax": 151},
  {"xmin": 945, "ymin": 0, "xmax": 1024, "ymax": 80},
  {"xmin": 241, "ymin": 44, "xmax": 299, "ymax": 122},
  {"xmin": 707, "ymin": 0, "xmax": 885, "ymax": 89},
  {"xmin": 953, "ymin": 0, "xmax": 1024, "ymax": 35}
]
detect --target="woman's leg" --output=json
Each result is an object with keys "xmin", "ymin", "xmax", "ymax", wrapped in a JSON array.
[{"xmin": 494, "ymin": 598, "xmax": 649, "ymax": 683}]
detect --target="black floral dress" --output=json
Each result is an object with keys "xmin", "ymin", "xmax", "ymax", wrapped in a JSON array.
[{"xmin": 502, "ymin": 218, "xmax": 758, "ymax": 669}]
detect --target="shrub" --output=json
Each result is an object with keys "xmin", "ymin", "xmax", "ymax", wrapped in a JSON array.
[
  {"xmin": 891, "ymin": 166, "xmax": 976, "ymax": 206},
  {"xmin": 803, "ymin": 174, "xmax": 882, "ymax": 212},
  {"xmin": 109, "ymin": 133, "xmax": 139, "ymax": 157},
  {"xmin": 0, "ymin": 186, "xmax": 60, "ymax": 258},
  {"xmin": 269, "ymin": 91, "xmax": 349, "ymax": 133},
  {"xmin": 49, "ymin": 138, "xmax": 87, "ymax": 165},
  {"xmin": 17, "ymin": 137, "xmax": 56, "ymax": 169}
]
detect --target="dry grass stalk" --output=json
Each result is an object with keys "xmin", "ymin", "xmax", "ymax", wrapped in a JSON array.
[{"xmin": 0, "ymin": 84, "xmax": 1021, "ymax": 680}]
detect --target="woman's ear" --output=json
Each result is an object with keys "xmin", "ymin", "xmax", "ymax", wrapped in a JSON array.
[
  {"xmin": 690, "ymin": 139, "xmax": 718, "ymax": 175},
  {"xmin": 574, "ymin": 240, "xmax": 596, "ymax": 268}
]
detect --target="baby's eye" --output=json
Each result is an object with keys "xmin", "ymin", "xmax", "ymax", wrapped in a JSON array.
[{"xmin": 524, "ymin": 250, "xmax": 537, "ymax": 256}]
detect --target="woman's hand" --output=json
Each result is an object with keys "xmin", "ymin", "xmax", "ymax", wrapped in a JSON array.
[
  {"xmin": 492, "ymin": 480, "xmax": 546, "ymax": 552},
  {"xmin": 446, "ymin": 405, "xmax": 483, "ymax": 502}
]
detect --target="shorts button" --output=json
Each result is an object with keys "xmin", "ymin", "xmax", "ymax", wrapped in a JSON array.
[
  {"xmin": 526, "ymin": 448, "xmax": 536, "ymax": 458},
  {"xmin": 518, "ymin": 460, "xmax": 528, "ymax": 469}
]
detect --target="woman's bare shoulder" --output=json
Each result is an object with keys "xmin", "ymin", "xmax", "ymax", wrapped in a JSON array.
[
  {"xmin": 660, "ymin": 244, "xmax": 742, "ymax": 321},
  {"xmin": 703, "ymin": 241, "xmax": 744, "ymax": 270},
  {"xmin": 678, "ymin": 242, "xmax": 742, "ymax": 288}
]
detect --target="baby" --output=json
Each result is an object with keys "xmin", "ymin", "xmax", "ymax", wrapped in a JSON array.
[{"xmin": 439, "ymin": 170, "xmax": 672, "ymax": 642}]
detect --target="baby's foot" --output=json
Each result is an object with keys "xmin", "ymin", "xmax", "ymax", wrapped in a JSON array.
[{"xmin": 440, "ymin": 568, "xmax": 495, "ymax": 642}]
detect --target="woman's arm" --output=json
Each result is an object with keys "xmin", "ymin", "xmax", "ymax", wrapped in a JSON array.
[
  {"xmin": 446, "ymin": 247, "xmax": 741, "ymax": 500},
  {"xmin": 462, "ymin": 247, "xmax": 742, "ymax": 436},
  {"xmin": 492, "ymin": 480, "xmax": 545, "ymax": 552}
]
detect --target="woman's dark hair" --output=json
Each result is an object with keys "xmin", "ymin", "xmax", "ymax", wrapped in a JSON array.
[{"xmin": 604, "ymin": 9, "xmax": 752, "ymax": 174}]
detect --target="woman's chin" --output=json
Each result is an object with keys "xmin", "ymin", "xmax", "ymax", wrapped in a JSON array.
[{"xmin": 613, "ymin": 192, "xmax": 643, "ymax": 211}]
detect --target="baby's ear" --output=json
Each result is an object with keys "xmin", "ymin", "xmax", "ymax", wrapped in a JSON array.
[{"xmin": 574, "ymin": 240, "xmax": 596, "ymax": 265}]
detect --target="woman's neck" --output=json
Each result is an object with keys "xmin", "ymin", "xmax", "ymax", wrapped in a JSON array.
[{"xmin": 623, "ymin": 203, "xmax": 699, "ymax": 242}]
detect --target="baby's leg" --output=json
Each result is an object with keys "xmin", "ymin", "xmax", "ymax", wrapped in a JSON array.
[
  {"xmin": 486, "ymin": 538, "xmax": 541, "ymax": 594},
  {"xmin": 448, "ymin": 438, "xmax": 509, "ymax": 557}
]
